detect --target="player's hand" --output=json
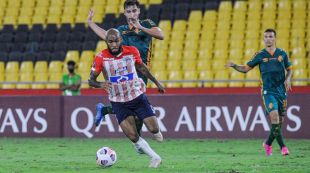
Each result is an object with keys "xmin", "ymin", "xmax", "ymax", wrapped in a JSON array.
[
  {"xmin": 156, "ymin": 82, "xmax": 165, "ymax": 94},
  {"xmin": 225, "ymin": 61, "xmax": 235, "ymax": 68},
  {"xmin": 87, "ymin": 8, "xmax": 94, "ymax": 23},
  {"xmin": 285, "ymin": 79, "xmax": 292, "ymax": 91},
  {"xmin": 129, "ymin": 18, "xmax": 142, "ymax": 29}
]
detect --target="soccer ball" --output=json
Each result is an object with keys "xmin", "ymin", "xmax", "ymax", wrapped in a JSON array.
[{"xmin": 96, "ymin": 147, "xmax": 117, "ymax": 168}]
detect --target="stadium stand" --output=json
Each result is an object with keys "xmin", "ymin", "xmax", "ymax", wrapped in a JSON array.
[{"xmin": 0, "ymin": 0, "xmax": 309, "ymax": 89}]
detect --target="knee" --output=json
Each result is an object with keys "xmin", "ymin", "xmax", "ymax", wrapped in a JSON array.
[
  {"xmin": 148, "ymin": 126, "xmax": 159, "ymax": 134},
  {"xmin": 127, "ymin": 132, "xmax": 139, "ymax": 143}
]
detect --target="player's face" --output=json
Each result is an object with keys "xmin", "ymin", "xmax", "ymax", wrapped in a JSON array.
[
  {"xmin": 124, "ymin": 5, "xmax": 140, "ymax": 22},
  {"xmin": 106, "ymin": 34, "xmax": 122, "ymax": 53},
  {"xmin": 263, "ymin": 32, "xmax": 276, "ymax": 48}
]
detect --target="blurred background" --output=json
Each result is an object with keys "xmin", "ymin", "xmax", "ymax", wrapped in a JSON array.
[{"xmin": 0, "ymin": 0, "xmax": 309, "ymax": 89}]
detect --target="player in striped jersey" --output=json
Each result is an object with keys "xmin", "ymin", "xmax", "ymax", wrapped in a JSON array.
[
  {"xmin": 88, "ymin": 0, "xmax": 164, "ymax": 138},
  {"xmin": 88, "ymin": 29, "xmax": 164, "ymax": 168}
]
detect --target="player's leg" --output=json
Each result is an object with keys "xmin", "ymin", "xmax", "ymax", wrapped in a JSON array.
[
  {"xmin": 135, "ymin": 71, "xmax": 149, "ymax": 136},
  {"xmin": 135, "ymin": 94, "xmax": 163, "ymax": 142},
  {"xmin": 113, "ymin": 98, "xmax": 161, "ymax": 168},
  {"xmin": 277, "ymin": 98, "xmax": 289, "ymax": 155},
  {"xmin": 119, "ymin": 116, "xmax": 161, "ymax": 168},
  {"xmin": 262, "ymin": 94, "xmax": 279, "ymax": 156},
  {"xmin": 94, "ymin": 103, "xmax": 114, "ymax": 126}
]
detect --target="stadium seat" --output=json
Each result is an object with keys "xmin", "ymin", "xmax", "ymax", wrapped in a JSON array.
[
  {"xmin": 291, "ymin": 58, "xmax": 307, "ymax": 69},
  {"xmin": 49, "ymin": 61, "xmax": 63, "ymax": 74},
  {"xmin": 197, "ymin": 59, "xmax": 211, "ymax": 71},
  {"xmin": 212, "ymin": 59, "xmax": 226, "ymax": 70},
  {"xmin": 182, "ymin": 70, "xmax": 198, "ymax": 88},
  {"xmin": 47, "ymin": 72, "xmax": 62, "ymax": 89},
  {"xmin": 182, "ymin": 60, "xmax": 196, "ymax": 70},
  {"xmin": 6, "ymin": 61, "xmax": 19, "ymax": 73},
  {"xmin": 3, "ymin": 74, "xmax": 18, "ymax": 89},
  {"xmin": 198, "ymin": 70, "xmax": 213, "ymax": 87},
  {"xmin": 172, "ymin": 20, "xmax": 187, "ymax": 32},
  {"xmin": 166, "ymin": 70, "xmax": 183, "ymax": 88},
  {"xmin": 198, "ymin": 49, "xmax": 213, "ymax": 60},
  {"xmin": 80, "ymin": 51, "xmax": 95, "ymax": 63},
  {"xmin": 292, "ymin": 0, "xmax": 306, "ymax": 11},
  {"xmin": 96, "ymin": 41, "xmax": 107, "ymax": 53},
  {"xmin": 278, "ymin": 10, "xmax": 291, "ymax": 20},
  {"xmin": 229, "ymin": 70, "xmax": 244, "ymax": 87},
  {"xmin": 150, "ymin": 70, "xmax": 167, "ymax": 88},
  {"xmin": 20, "ymin": 61, "xmax": 34, "ymax": 73},
  {"xmin": 183, "ymin": 50, "xmax": 197, "ymax": 60},
  {"xmin": 234, "ymin": 1, "xmax": 247, "ymax": 11},
  {"xmin": 17, "ymin": 73, "xmax": 33, "ymax": 89},
  {"xmin": 34, "ymin": 61, "xmax": 48, "ymax": 73},
  {"xmin": 151, "ymin": 60, "xmax": 166, "ymax": 71},
  {"xmin": 65, "ymin": 51, "xmax": 80, "ymax": 63},
  {"xmin": 213, "ymin": 71, "xmax": 229, "ymax": 87},
  {"xmin": 291, "ymin": 47, "xmax": 306, "ymax": 58},
  {"xmin": 292, "ymin": 69, "xmax": 308, "ymax": 86},
  {"xmin": 245, "ymin": 69, "xmax": 260, "ymax": 87},
  {"xmin": 166, "ymin": 60, "xmax": 181, "ymax": 70},
  {"xmin": 153, "ymin": 50, "xmax": 167, "ymax": 61}
]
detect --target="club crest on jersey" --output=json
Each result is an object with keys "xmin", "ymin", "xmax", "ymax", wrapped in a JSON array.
[{"xmin": 278, "ymin": 56, "xmax": 283, "ymax": 62}]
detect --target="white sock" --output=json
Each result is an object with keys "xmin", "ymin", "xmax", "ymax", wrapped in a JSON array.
[
  {"xmin": 135, "ymin": 137, "xmax": 160, "ymax": 159},
  {"xmin": 153, "ymin": 131, "xmax": 163, "ymax": 142}
]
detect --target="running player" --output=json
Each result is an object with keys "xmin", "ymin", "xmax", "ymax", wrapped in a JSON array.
[
  {"xmin": 88, "ymin": 29, "xmax": 164, "ymax": 167},
  {"xmin": 87, "ymin": 0, "xmax": 164, "ymax": 136},
  {"xmin": 226, "ymin": 28, "xmax": 292, "ymax": 156}
]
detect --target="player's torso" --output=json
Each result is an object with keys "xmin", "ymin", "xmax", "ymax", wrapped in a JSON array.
[
  {"xmin": 118, "ymin": 21, "xmax": 152, "ymax": 63},
  {"xmin": 102, "ymin": 54, "xmax": 138, "ymax": 83},
  {"xmin": 257, "ymin": 49, "xmax": 287, "ymax": 94},
  {"xmin": 100, "ymin": 48, "xmax": 146, "ymax": 102}
]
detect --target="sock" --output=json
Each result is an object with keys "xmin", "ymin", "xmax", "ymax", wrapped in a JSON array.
[
  {"xmin": 134, "ymin": 117, "xmax": 143, "ymax": 136},
  {"xmin": 266, "ymin": 124, "xmax": 278, "ymax": 145},
  {"xmin": 135, "ymin": 137, "xmax": 160, "ymax": 159},
  {"xmin": 275, "ymin": 125, "xmax": 286, "ymax": 148},
  {"xmin": 103, "ymin": 105, "xmax": 114, "ymax": 114}
]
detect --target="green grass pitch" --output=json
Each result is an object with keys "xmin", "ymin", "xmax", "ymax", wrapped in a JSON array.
[{"xmin": 0, "ymin": 138, "xmax": 309, "ymax": 173}]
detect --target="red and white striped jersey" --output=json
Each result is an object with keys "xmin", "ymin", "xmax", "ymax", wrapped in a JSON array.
[{"xmin": 92, "ymin": 45, "xmax": 146, "ymax": 102}]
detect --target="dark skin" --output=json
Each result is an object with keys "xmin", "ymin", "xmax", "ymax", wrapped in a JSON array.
[{"xmin": 88, "ymin": 29, "xmax": 165, "ymax": 143}]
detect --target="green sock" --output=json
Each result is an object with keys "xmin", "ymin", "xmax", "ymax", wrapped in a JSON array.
[
  {"xmin": 275, "ymin": 125, "xmax": 286, "ymax": 149},
  {"xmin": 266, "ymin": 124, "xmax": 278, "ymax": 145}
]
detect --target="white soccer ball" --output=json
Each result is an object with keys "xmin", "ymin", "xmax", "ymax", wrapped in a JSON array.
[{"xmin": 96, "ymin": 147, "xmax": 117, "ymax": 168}]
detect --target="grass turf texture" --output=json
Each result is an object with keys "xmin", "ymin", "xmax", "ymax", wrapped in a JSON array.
[{"xmin": 0, "ymin": 138, "xmax": 309, "ymax": 173}]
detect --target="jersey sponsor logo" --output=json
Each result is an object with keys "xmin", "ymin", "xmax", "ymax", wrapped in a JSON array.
[
  {"xmin": 263, "ymin": 58, "xmax": 269, "ymax": 62},
  {"xmin": 114, "ymin": 66, "xmax": 128, "ymax": 74},
  {"xmin": 109, "ymin": 73, "xmax": 134, "ymax": 83}
]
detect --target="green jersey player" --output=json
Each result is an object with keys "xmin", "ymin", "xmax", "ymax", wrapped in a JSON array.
[{"xmin": 226, "ymin": 28, "xmax": 292, "ymax": 156}]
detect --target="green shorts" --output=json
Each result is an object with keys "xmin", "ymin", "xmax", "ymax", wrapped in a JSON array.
[{"xmin": 262, "ymin": 92, "xmax": 287, "ymax": 116}]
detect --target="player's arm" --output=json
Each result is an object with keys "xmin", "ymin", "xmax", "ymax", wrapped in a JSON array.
[
  {"xmin": 131, "ymin": 19, "xmax": 164, "ymax": 40},
  {"xmin": 226, "ymin": 61, "xmax": 252, "ymax": 73},
  {"xmin": 87, "ymin": 9, "xmax": 107, "ymax": 41},
  {"xmin": 135, "ymin": 63, "xmax": 165, "ymax": 93},
  {"xmin": 285, "ymin": 68, "xmax": 292, "ymax": 91},
  {"xmin": 88, "ymin": 71, "xmax": 109, "ymax": 91}
]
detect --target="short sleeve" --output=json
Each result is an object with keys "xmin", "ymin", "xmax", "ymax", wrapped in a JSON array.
[
  {"xmin": 283, "ymin": 51, "xmax": 292, "ymax": 69},
  {"xmin": 117, "ymin": 25, "xmax": 129, "ymax": 45},
  {"xmin": 131, "ymin": 47, "xmax": 143, "ymax": 65},
  {"xmin": 142, "ymin": 19, "xmax": 157, "ymax": 29},
  {"xmin": 91, "ymin": 53, "xmax": 103, "ymax": 74},
  {"xmin": 246, "ymin": 52, "xmax": 261, "ymax": 68}
]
